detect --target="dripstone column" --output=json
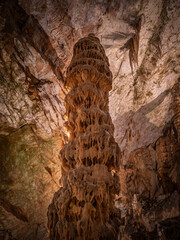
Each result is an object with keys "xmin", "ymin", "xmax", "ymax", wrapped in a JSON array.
[{"xmin": 48, "ymin": 33, "xmax": 121, "ymax": 240}]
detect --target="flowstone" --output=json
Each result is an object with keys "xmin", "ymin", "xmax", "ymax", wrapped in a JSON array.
[{"xmin": 47, "ymin": 34, "xmax": 121, "ymax": 240}]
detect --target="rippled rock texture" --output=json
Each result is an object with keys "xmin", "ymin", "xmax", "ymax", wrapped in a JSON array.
[
  {"xmin": 0, "ymin": 0, "xmax": 180, "ymax": 239},
  {"xmin": 48, "ymin": 34, "xmax": 121, "ymax": 240}
]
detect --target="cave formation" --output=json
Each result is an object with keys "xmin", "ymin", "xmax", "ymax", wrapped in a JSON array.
[
  {"xmin": 48, "ymin": 33, "xmax": 121, "ymax": 240},
  {"xmin": 0, "ymin": 0, "xmax": 180, "ymax": 239}
]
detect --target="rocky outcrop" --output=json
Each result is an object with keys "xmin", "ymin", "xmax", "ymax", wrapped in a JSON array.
[
  {"xmin": 0, "ymin": 0, "xmax": 66, "ymax": 135},
  {"xmin": 0, "ymin": 0, "xmax": 65, "ymax": 239},
  {"xmin": 48, "ymin": 34, "xmax": 121, "ymax": 240},
  {"xmin": 115, "ymin": 80, "xmax": 180, "ymax": 239}
]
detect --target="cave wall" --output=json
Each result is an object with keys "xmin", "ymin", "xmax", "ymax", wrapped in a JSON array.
[
  {"xmin": 0, "ymin": 0, "xmax": 180, "ymax": 239},
  {"xmin": 0, "ymin": 0, "xmax": 65, "ymax": 239}
]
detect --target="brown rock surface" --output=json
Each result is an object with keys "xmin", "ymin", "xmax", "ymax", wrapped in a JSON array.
[
  {"xmin": 0, "ymin": 0, "xmax": 65, "ymax": 239},
  {"xmin": 116, "ymin": 81, "xmax": 180, "ymax": 239},
  {"xmin": 0, "ymin": 125, "xmax": 63, "ymax": 240},
  {"xmin": 47, "ymin": 34, "xmax": 121, "ymax": 240},
  {"xmin": 0, "ymin": 0, "xmax": 180, "ymax": 239}
]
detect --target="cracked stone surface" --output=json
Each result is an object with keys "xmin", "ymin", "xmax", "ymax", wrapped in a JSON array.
[{"xmin": 0, "ymin": 0, "xmax": 180, "ymax": 239}]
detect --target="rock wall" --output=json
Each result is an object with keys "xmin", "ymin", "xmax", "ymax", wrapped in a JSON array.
[
  {"xmin": 0, "ymin": 0, "xmax": 65, "ymax": 239},
  {"xmin": 48, "ymin": 34, "xmax": 121, "ymax": 240},
  {"xmin": 0, "ymin": 0, "xmax": 180, "ymax": 239}
]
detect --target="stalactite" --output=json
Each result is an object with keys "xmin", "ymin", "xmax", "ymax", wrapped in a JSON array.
[{"xmin": 47, "ymin": 33, "xmax": 121, "ymax": 240}]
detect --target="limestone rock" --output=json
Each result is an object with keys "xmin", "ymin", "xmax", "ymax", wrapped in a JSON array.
[
  {"xmin": 0, "ymin": 125, "xmax": 63, "ymax": 240},
  {"xmin": 0, "ymin": 0, "xmax": 180, "ymax": 238},
  {"xmin": 47, "ymin": 34, "xmax": 121, "ymax": 240},
  {"xmin": 0, "ymin": 0, "xmax": 65, "ymax": 239}
]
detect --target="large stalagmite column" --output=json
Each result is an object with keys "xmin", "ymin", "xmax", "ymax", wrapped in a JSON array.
[{"xmin": 47, "ymin": 34, "xmax": 121, "ymax": 240}]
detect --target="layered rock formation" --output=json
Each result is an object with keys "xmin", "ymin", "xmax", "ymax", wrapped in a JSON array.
[
  {"xmin": 48, "ymin": 34, "xmax": 121, "ymax": 240},
  {"xmin": 0, "ymin": 0, "xmax": 180, "ymax": 239},
  {"xmin": 0, "ymin": 0, "xmax": 65, "ymax": 239}
]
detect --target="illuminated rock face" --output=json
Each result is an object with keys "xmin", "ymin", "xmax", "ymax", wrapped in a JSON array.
[{"xmin": 47, "ymin": 34, "xmax": 120, "ymax": 240}]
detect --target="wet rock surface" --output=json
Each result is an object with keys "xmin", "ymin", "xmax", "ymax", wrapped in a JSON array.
[{"xmin": 0, "ymin": 0, "xmax": 180, "ymax": 239}]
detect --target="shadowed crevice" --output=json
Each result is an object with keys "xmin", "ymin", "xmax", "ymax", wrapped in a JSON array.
[{"xmin": 0, "ymin": 198, "xmax": 28, "ymax": 223}]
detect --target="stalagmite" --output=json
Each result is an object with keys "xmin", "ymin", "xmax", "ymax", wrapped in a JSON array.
[{"xmin": 47, "ymin": 33, "xmax": 121, "ymax": 240}]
